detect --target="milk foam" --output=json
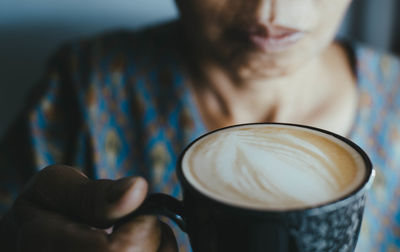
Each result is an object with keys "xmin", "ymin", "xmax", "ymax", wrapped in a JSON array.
[{"xmin": 182, "ymin": 125, "xmax": 366, "ymax": 210}]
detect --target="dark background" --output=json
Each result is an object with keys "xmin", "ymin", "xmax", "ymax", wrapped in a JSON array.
[{"xmin": 0, "ymin": 0, "xmax": 398, "ymax": 138}]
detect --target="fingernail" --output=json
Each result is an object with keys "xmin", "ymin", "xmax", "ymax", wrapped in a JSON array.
[{"xmin": 107, "ymin": 177, "xmax": 137, "ymax": 203}]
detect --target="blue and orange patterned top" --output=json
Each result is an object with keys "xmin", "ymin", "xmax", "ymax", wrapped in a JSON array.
[{"xmin": 1, "ymin": 22, "xmax": 400, "ymax": 251}]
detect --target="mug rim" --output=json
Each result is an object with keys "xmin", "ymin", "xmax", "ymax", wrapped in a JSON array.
[{"xmin": 177, "ymin": 122, "xmax": 374, "ymax": 216}]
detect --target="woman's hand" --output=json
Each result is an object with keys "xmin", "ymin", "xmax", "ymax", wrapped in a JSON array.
[{"xmin": 0, "ymin": 165, "xmax": 178, "ymax": 252}]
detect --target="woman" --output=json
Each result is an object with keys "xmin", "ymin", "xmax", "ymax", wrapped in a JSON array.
[{"xmin": 1, "ymin": 0, "xmax": 399, "ymax": 251}]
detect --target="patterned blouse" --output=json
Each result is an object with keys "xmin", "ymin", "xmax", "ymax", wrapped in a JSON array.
[{"xmin": 1, "ymin": 22, "xmax": 399, "ymax": 252}]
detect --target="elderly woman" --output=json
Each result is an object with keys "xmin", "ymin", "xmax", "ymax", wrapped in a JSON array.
[{"xmin": 0, "ymin": 0, "xmax": 399, "ymax": 251}]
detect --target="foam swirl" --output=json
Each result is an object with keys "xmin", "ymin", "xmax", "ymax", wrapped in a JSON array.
[{"xmin": 182, "ymin": 125, "xmax": 365, "ymax": 210}]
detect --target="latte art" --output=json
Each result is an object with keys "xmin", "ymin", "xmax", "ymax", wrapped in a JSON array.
[{"xmin": 182, "ymin": 125, "xmax": 366, "ymax": 210}]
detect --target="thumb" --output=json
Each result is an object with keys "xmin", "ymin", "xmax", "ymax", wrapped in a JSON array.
[
  {"xmin": 106, "ymin": 176, "xmax": 148, "ymax": 219},
  {"xmin": 21, "ymin": 165, "xmax": 148, "ymax": 228}
]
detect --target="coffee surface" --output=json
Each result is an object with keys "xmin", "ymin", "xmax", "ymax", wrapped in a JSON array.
[{"xmin": 182, "ymin": 125, "xmax": 366, "ymax": 210}]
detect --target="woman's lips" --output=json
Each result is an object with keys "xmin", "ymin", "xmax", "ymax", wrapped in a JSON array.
[
  {"xmin": 249, "ymin": 31, "xmax": 305, "ymax": 52},
  {"xmin": 238, "ymin": 24, "xmax": 305, "ymax": 53}
]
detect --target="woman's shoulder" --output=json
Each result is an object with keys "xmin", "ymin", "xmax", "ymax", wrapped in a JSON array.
[
  {"xmin": 32, "ymin": 21, "xmax": 186, "ymax": 117},
  {"xmin": 43, "ymin": 21, "xmax": 186, "ymax": 94}
]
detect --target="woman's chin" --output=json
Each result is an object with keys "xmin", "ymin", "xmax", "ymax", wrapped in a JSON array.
[{"xmin": 227, "ymin": 50, "xmax": 306, "ymax": 79}]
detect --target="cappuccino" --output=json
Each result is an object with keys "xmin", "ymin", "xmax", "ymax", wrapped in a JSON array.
[{"xmin": 182, "ymin": 124, "xmax": 366, "ymax": 210}]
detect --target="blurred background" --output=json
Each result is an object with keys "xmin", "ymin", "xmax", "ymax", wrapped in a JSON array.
[{"xmin": 0, "ymin": 0, "xmax": 399, "ymax": 137}]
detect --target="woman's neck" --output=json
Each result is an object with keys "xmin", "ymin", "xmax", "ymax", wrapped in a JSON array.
[{"xmin": 187, "ymin": 42, "xmax": 358, "ymax": 136}]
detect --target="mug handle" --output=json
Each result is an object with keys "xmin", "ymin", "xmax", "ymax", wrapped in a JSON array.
[{"xmin": 115, "ymin": 193, "xmax": 186, "ymax": 232}]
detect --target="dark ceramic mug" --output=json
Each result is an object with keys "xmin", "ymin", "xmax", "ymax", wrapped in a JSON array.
[{"xmin": 118, "ymin": 123, "xmax": 374, "ymax": 252}]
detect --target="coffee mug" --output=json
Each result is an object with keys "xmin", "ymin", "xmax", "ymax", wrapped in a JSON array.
[{"xmin": 118, "ymin": 123, "xmax": 374, "ymax": 252}]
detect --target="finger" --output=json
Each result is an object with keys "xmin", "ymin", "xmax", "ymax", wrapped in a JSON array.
[
  {"xmin": 158, "ymin": 222, "xmax": 178, "ymax": 252},
  {"xmin": 16, "ymin": 199, "xmax": 110, "ymax": 252},
  {"xmin": 21, "ymin": 165, "xmax": 148, "ymax": 228},
  {"xmin": 110, "ymin": 216, "xmax": 162, "ymax": 252}
]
